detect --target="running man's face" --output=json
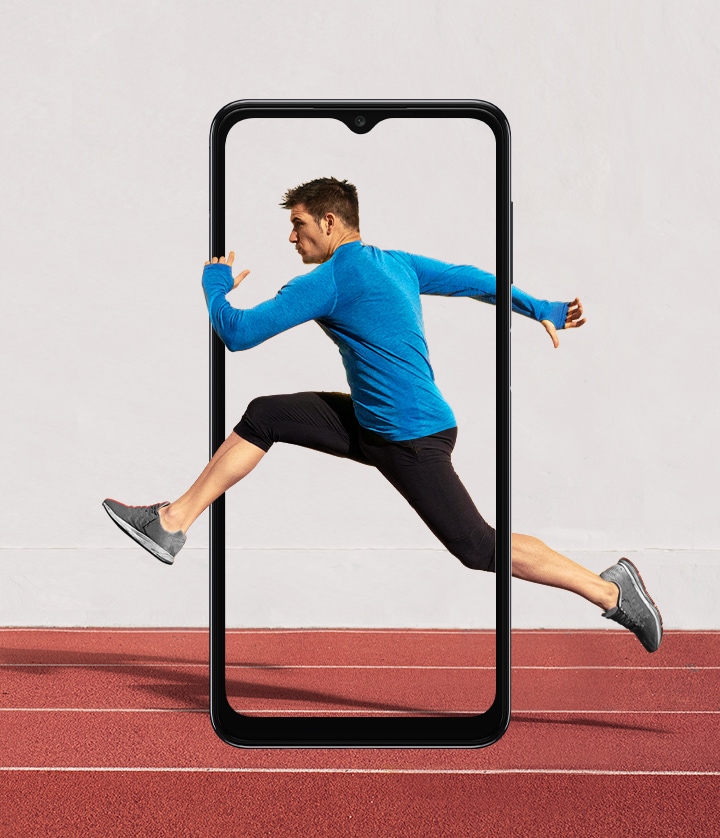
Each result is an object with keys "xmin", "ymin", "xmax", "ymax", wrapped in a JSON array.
[{"xmin": 288, "ymin": 204, "xmax": 330, "ymax": 264}]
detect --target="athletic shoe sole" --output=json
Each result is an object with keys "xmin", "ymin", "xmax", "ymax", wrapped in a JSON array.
[
  {"xmin": 602, "ymin": 558, "xmax": 663, "ymax": 652},
  {"xmin": 618, "ymin": 557, "xmax": 663, "ymax": 637},
  {"xmin": 102, "ymin": 500, "xmax": 176, "ymax": 565}
]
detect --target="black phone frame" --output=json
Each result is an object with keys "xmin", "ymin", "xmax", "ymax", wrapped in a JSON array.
[{"xmin": 208, "ymin": 99, "xmax": 511, "ymax": 747}]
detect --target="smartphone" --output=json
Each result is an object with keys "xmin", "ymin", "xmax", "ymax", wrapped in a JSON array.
[{"xmin": 208, "ymin": 100, "xmax": 510, "ymax": 747}]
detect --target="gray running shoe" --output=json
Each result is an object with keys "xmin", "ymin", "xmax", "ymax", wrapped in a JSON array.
[
  {"xmin": 600, "ymin": 558, "xmax": 663, "ymax": 652},
  {"xmin": 102, "ymin": 499, "xmax": 185, "ymax": 565}
]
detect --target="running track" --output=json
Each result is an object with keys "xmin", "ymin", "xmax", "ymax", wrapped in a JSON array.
[{"xmin": 0, "ymin": 629, "xmax": 717, "ymax": 836}]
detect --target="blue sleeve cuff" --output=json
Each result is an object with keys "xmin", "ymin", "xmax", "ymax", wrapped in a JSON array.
[
  {"xmin": 545, "ymin": 300, "xmax": 569, "ymax": 330},
  {"xmin": 202, "ymin": 262, "xmax": 234, "ymax": 297}
]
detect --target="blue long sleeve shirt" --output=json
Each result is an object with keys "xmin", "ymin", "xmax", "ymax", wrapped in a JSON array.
[{"xmin": 202, "ymin": 240, "xmax": 568, "ymax": 441}]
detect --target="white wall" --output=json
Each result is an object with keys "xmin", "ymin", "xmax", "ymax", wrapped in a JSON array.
[{"xmin": 1, "ymin": 1, "xmax": 718, "ymax": 627}]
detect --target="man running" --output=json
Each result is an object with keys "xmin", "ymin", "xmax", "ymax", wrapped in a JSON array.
[{"xmin": 103, "ymin": 177, "xmax": 662, "ymax": 652}]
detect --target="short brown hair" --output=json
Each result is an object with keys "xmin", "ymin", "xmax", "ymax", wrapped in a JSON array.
[{"xmin": 280, "ymin": 177, "xmax": 360, "ymax": 230}]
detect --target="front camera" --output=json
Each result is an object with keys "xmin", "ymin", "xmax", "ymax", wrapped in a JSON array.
[{"xmin": 354, "ymin": 116, "xmax": 367, "ymax": 128}]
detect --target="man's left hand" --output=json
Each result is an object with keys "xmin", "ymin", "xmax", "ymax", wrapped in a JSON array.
[{"xmin": 541, "ymin": 297, "xmax": 586, "ymax": 348}]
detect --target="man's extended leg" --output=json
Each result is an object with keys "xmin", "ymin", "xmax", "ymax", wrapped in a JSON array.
[
  {"xmin": 102, "ymin": 431, "xmax": 266, "ymax": 564},
  {"xmin": 103, "ymin": 392, "xmax": 369, "ymax": 565},
  {"xmin": 513, "ymin": 535, "xmax": 662, "ymax": 651},
  {"xmin": 356, "ymin": 426, "xmax": 662, "ymax": 652}
]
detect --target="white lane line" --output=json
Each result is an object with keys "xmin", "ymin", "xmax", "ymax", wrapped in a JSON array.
[
  {"xmin": 4, "ymin": 628, "xmax": 676, "ymax": 635},
  {"xmin": 0, "ymin": 708, "xmax": 717, "ymax": 715},
  {"xmin": 0, "ymin": 767, "xmax": 718, "ymax": 776},
  {"xmin": 230, "ymin": 665, "xmax": 714, "ymax": 671},
  {"xmin": 2, "ymin": 628, "xmax": 718, "ymax": 634},
  {"xmin": 0, "ymin": 708, "xmax": 206, "ymax": 713},
  {"xmin": 2, "ymin": 663, "xmax": 718, "ymax": 670},
  {"xmin": 224, "ymin": 629, "xmax": 493, "ymax": 634},
  {"xmin": 513, "ymin": 709, "xmax": 720, "ymax": 715},
  {"xmin": 0, "ymin": 628, "xmax": 209, "ymax": 633},
  {"xmin": 221, "ymin": 709, "xmax": 720, "ymax": 715},
  {"xmin": 0, "ymin": 628, "xmax": 491, "ymax": 634},
  {"xmin": 0, "ymin": 661, "xmax": 211, "ymax": 669}
]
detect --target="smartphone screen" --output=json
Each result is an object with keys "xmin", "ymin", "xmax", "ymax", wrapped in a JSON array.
[{"xmin": 209, "ymin": 101, "xmax": 510, "ymax": 746}]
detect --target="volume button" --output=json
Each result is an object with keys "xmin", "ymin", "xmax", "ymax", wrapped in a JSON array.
[{"xmin": 510, "ymin": 201, "xmax": 514, "ymax": 285}]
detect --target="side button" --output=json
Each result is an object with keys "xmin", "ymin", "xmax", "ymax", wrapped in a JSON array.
[{"xmin": 510, "ymin": 201, "xmax": 514, "ymax": 285}]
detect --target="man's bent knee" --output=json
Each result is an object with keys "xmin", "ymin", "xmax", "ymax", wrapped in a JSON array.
[
  {"xmin": 447, "ymin": 527, "xmax": 496, "ymax": 573},
  {"xmin": 233, "ymin": 396, "xmax": 279, "ymax": 452}
]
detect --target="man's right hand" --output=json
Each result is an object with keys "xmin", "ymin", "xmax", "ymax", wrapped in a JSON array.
[{"xmin": 204, "ymin": 251, "xmax": 250, "ymax": 290}]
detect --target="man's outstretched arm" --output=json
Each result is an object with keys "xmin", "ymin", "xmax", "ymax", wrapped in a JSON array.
[{"xmin": 397, "ymin": 251, "xmax": 586, "ymax": 347}]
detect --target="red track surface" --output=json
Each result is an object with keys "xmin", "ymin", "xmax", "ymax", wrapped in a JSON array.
[{"xmin": 1, "ymin": 629, "xmax": 718, "ymax": 837}]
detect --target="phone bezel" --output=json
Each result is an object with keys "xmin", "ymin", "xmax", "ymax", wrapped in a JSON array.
[{"xmin": 208, "ymin": 99, "xmax": 511, "ymax": 747}]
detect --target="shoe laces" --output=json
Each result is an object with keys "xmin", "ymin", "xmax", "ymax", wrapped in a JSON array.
[{"xmin": 613, "ymin": 605, "xmax": 643, "ymax": 634}]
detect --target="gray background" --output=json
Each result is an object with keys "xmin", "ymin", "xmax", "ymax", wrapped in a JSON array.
[{"xmin": 1, "ymin": 1, "xmax": 718, "ymax": 627}]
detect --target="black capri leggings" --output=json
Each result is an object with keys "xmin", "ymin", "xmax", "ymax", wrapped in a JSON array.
[{"xmin": 234, "ymin": 392, "xmax": 495, "ymax": 572}]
